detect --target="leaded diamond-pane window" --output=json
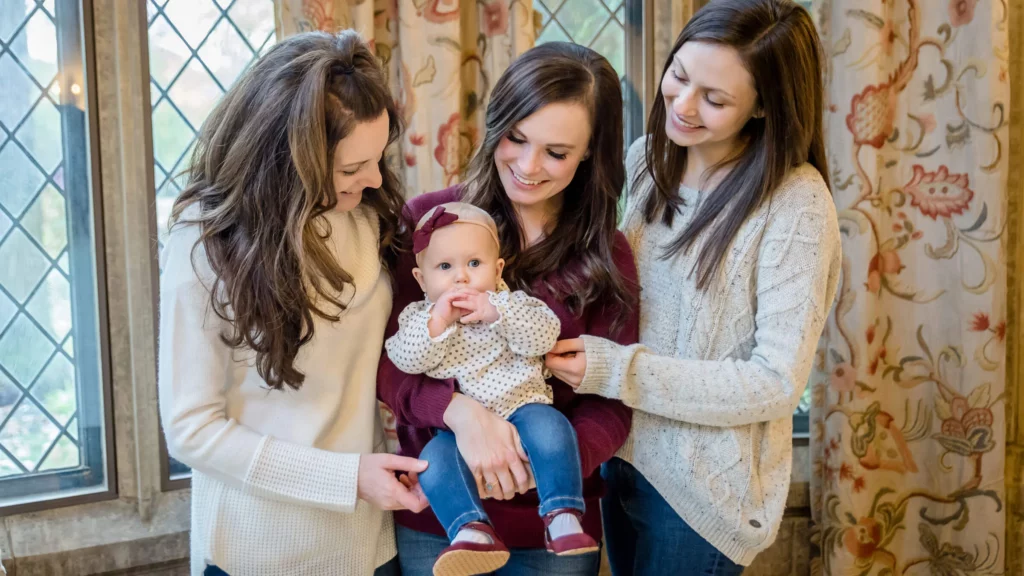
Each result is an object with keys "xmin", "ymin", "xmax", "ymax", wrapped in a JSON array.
[
  {"xmin": 0, "ymin": 0, "xmax": 110, "ymax": 509},
  {"xmin": 536, "ymin": 0, "xmax": 626, "ymax": 72},
  {"xmin": 148, "ymin": 0, "xmax": 276, "ymax": 244},
  {"xmin": 147, "ymin": 0, "xmax": 276, "ymax": 482},
  {"xmin": 535, "ymin": 0, "xmax": 644, "ymax": 144}
]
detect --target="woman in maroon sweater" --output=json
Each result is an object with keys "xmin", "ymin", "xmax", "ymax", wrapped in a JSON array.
[{"xmin": 377, "ymin": 43, "xmax": 638, "ymax": 575}]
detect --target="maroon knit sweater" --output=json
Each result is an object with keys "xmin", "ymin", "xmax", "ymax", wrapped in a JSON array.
[{"xmin": 376, "ymin": 186, "xmax": 639, "ymax": 548}]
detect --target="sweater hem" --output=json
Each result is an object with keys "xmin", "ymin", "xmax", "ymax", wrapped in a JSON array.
[{"xmin": 625, "ymin": 456, "xmax": 768, "ymax": 566}]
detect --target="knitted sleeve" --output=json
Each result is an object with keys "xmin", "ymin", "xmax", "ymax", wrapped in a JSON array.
[
  {"xmin": 157, "ymin": 223, "xmax": 360, "ymax": 513},
  {"xmin": 576, "ymin": 177, "xmax": 842, "ymax": 427},
  {"xmin": 561, "ymin": 232, "xmax": 638, "ymax": 476}
]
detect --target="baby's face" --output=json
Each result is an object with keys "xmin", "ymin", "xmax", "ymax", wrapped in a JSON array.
[{"xmin": 413, "ymin": 224, "xmax": 504, "ymax": 302}]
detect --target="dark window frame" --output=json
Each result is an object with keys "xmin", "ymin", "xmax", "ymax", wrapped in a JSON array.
[{"xmin": 0, "ymin": 0, "xmax": 116, "ymax": 516}]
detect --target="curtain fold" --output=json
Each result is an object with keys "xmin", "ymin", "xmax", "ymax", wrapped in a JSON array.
[{"xmin": 809, "ymin": 0, "xmax": 1009, "ymax": 573}]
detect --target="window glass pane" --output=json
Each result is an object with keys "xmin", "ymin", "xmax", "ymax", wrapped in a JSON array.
[
  {"xmin": 147, "ymin": 0, "xmax": 276, "ymax": 483},
  {"xmin": 0, "ymin": 0, "xmax": 110, "ymax": 508},
  {"xmin": 148, "ymin": 0, "xmax": 276, "ymax": 244},
  {"xmin": 535, "ymin": 0, "xmax": 635, "ymax": 142}
]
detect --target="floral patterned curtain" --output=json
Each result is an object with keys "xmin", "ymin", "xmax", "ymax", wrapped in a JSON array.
[
  {"xmin": 274, "ymin": 0, "xmax": 535, "ymax": 194},
  {"xmin": 810, "ymin": 0, "xmax": 1009, "ymax": 574},
  {"xmin": 274, "ymin": 0, "xmax": 534, "ymax": 452}
]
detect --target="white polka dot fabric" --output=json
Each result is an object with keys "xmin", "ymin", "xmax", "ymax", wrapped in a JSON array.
[{"xmin": 385, "ymin": 286, "xmax": 561, "ymax": 419}]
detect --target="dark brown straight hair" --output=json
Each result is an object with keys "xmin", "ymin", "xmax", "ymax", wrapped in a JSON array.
[
  {"xmin": 170, "ymin": 31, "xmax": 405, "ymax": 391},
  {"xmin": 639, "ymin": 0, "xmax": 829, "ymax": 289},
  {"xmin": 462, "ymin": 42, "xmax": 635, "ymax": 328}
]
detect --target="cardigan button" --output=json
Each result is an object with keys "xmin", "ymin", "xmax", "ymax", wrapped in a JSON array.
[{"xmin": 749, "ymin": 520, "xmax": 762, "ymax": 528}]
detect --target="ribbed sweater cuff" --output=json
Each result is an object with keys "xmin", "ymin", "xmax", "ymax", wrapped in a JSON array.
[
  {"xmin": 245, "ymin": 436, "xmax": 361, "ymax": 513},
  {"xmin": 576, "ymin": 335, "xmax": 617, "ymax": 397}
]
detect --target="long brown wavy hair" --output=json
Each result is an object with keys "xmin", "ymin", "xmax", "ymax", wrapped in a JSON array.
[
  {"xmin": 639, "ymin": 0, "xmax": 828, "ymax": 289},
  {"xmin": 462, "ymin": 42, "xmax": 635, "ymax": 330},
  {"xmin": 170, "ymin": 31, "xmax": 405, "ymax": 391}
]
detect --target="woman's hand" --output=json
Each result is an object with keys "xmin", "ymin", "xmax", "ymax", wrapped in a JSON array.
[
  {"xmin": 397, "ymin": 470, "xmax": 429, "ymax": 506},
  {"xmin": 479, "ymin": 465, "xmax": 535, "ymax": 499},
  {"xmin": 400, "ymin": 466, "xmax": 534, "ymax": 503},
  {"xmin": 545, "ymin": 338, "xmax": 588, "ymax": 388},
  {"xmin": 443, "ymin": 393, "xmax": 531, "ymax": 500},
  {"xmin": 357, "ymin": 453, "xmax": 430, "ymax": 512}
]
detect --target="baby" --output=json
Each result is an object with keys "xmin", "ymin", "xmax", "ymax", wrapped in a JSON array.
[{"xmin": 385, "ymin": 202, "xmax": 598, "ymax": 576}]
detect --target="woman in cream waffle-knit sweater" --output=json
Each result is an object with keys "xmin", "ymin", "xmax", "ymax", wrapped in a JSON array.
[
  {"xmin": 545, "ymin": 1, "xmax": 841, "ymax": 573},
  {"xmin": 158, "ymin": 31, "xmax": 427, "ymax": 576}
]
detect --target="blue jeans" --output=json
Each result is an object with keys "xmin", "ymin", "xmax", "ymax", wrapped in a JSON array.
[
  {"xmin": 204, "ymin": 557, "xmax": 399, "ymax": 575},
  {"xmin": 601, "ymin": 458, "xmax": 744, "ymax": 576},
  {"xmin": 396, "ymin": 524, "xmax": 600, "ymax": 575},
  {"xmin": 418, "ymin": 403, "xmax": 584, "ymax": 540}
]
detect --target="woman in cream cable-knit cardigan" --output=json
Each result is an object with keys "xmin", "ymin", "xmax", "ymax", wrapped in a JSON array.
[
  {"xmin": 158, "ymin": 32, "xmax": 428, "ymax": 576},
  {"xmin": 546, "ymin": 1, "xmax": 841, "ymax": 573}
]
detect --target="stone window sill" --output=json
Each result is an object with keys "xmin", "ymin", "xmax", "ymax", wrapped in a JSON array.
[{"xmin": 1, "ymin": 491, "xmax": 190, "ymax": 575}]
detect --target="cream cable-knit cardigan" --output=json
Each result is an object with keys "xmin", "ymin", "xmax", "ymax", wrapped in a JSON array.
[
  {"xmin": 577, "ymin": 138, "xmax": 841, "ymax": 565},
  {"xmin": 158, "ymin": 204, "xmax": 396, "ymax": 576}
]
